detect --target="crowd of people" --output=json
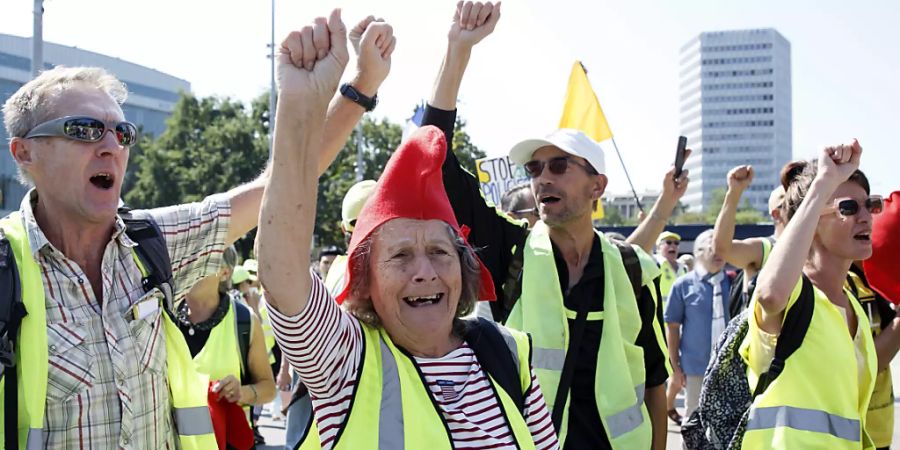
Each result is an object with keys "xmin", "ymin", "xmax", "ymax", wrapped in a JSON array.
[{"xmin": 1, "ymin": 2, "xmax": 898, "ymax": 450}]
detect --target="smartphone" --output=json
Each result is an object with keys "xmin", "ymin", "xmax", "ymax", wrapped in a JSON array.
[{"xmin": 673, "ymin": 136, "xmax": 688, "ymax": 180}]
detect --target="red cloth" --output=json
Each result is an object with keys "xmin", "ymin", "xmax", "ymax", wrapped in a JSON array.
[
  {"xmin": 335, "ymin": 125, "xmax": 496, "ymax": 304},
  {"xmin": 207, "ymin": 383, "xmax": 254, "ymax": 450},
  {"xmin": 864, "ymin": 191, "xmax": 900, "ymax": 304}
]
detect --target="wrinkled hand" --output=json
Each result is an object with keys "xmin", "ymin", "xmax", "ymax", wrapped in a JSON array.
[
  {"xmin": 727, "ymin": 165, "xmax": 754, "ymax": 192},
  {"xmin": 662, "ymin": 148, "xmax": 691, "ymax": 201},
  {"xmin": 448, "ymin": 1, "xmax": 502, "ymax": 50},
  {"xmin": 816, "ymin": 139, "xmax": 862, "ymax": 189},
  {"xmin": 212, "ymin": 375, "xmax": 242, "ymax": 403},
  {"xmin": 349, "ymin": 16, "xmax": 396, "ymax": 95},
  {"xmin": 277, "ymin": 9, "xmax": 349, "ymax": 108}
]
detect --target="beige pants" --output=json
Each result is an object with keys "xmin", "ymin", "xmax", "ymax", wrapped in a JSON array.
[{"xmin": 684, "ymin": 375, "xmax": 703, "ymax": 418}]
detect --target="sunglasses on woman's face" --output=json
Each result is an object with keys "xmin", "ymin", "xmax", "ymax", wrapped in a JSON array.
[
  {"xmin": 523, "ymin": 156, "xmax": 597, "ymax": 178},
  {"xmin": 823, "ymin": 196, "xmax": 884, "ymax": 217},
  {"xmin": 24, "ymin": 116, "xmax": 138, "ymax": 146}
]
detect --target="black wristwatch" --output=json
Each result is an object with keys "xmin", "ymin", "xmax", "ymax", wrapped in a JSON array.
[{"xmin": 340, "ymin": 83, "xmax": 378, "ymax": 112}]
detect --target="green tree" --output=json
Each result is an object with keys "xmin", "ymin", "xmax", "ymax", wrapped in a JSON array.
[
  {"xmin": 124, "ymin": 92, "xmax": 487, "ymax": 254},
  {"xmin": 671, "ymin": 188, "xmax": 766, "ymax": 225},
  {"xmin": 123, "ymin": 93, "xmax": 270, "ymax": 257}
]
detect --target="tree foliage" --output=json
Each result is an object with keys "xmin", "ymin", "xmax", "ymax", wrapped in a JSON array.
[
  {"xmin": 123, "ymin": 92, "xmax": 486, "ymax": 256},
  {"xmin": 672, "ymin": 188, "xmax": 766, "ymax": 225}
]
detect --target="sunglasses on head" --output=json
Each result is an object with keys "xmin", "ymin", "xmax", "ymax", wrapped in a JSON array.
[
  {"xmin": 824, "ymin": 196, "xmax": 883, "ymax": 217},
  {"xmin": 523, "ymin": 156, "xmax": 597, "ymax": 178},
  {"xmin": 24, "ymin": 116, "xmax": 138, "ymax": 146}
]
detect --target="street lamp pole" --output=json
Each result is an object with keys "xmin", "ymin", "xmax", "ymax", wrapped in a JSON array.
[{"xmin": 31, "ymin": 0, "xmax": 43, "ymax": 77}]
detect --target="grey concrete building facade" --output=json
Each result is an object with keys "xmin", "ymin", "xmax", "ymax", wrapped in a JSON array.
[
  {"xmin": 678, "ymin": 28, "xmax": 792, "ymax": 213},
  {"xmin": 1, "ymin": 33, "xmax": 189, "ymax": 215}
]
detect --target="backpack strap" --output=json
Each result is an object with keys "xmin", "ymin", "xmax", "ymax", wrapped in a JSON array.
[
  {"xmin": 752, "ymin": 275, "xmax": 814, "ymax": 398},
  {"xmin": 612, "ymin": 240, "xmax": 643, "ymax": 301},
  {"xmin": 232, "ymin": 298, "xmax": 252, "ymax": 385},
  {"xmin": 492, "ymin": 239, "xmax": 526, "ymax": 325},
  {"xmin": 119, "ymin": 209, "xmax": 175, "ymax": 311},
  {"xmin": 461, "ymin": 317, "xmax": 525, "ymax": 413},
  {"xmin": 0, "ymin": 235, "xmax": 27, "ymax": 450}
]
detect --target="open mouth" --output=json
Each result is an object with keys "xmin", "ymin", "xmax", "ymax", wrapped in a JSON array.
[
  {"xmin": 539, "ymin": 195, "xmax": 561, "ymax": 205},
  {"xmin": 403, "ymin": 293, "xmax": 444, "ymax": 307},
  {"xmin": 853, "ymin": 232, "xmax": 871, "ymax": 241},
  {"xmin": 90, "ymin": 172, "xmax": 115, "ymax": 190}
]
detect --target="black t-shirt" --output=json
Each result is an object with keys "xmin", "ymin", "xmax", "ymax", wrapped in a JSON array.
[
  {"xmin": 426, "ymin": 104, "xmax": 668, "ymax": 448},
  {"xmin": 176, "ymin": 294, "xmax": 231, "ymax": 358}
]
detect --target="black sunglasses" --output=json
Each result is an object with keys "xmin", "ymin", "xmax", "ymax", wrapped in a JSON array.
[
  {"xmin": 24, "ymin": 116, "xmax": 138, "ymax": 146},
  {"xmin": 523, "ymin": 156, "xmax": 597, "ymax": 178},
  {"xmin": 826, "ymin": 196, "xmax": 884, "ymax": 217}
]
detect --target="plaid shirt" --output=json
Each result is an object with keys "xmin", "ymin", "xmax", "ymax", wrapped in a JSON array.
[{"xmin": 6, "ymin": 190, "xmax": 231, "ymax": 449}]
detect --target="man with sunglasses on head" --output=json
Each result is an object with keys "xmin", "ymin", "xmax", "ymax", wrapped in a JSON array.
[
  {"xmin": 418, "ymin": 2, "xmax": 688, "ymax": 448},
  {"xmin": 0, "ymin": 16, "xmax": 394, "ymax": 448}
]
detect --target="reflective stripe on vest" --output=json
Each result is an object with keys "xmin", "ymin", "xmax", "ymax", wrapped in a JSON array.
[
  {"xmin": 173, "ymin": 406, "xmax": 216, "ymax": 436},
  {"xmin": 747, "ymin": 405, "xmax": 860, "ymax": 442},
  {"xmin": 0, "ymin": 213, "xmax": 49, "ymax": 450},
  {"xmin": 606, "ymin": 384, "xmax": 646, "ymax": 439},
  {"xmin": 300, "ymin": 322, "xmax": 535, "ymax": 449},
  {"xmin": 507, "ymin": 221, "xmax": 651, "ymax": 449},
  {"xmin": 743, "ymin": 279, "xmax": 877, "ymax": 450},
  {"xmin": 378, "ymin": 339, "xmax": 403, "ymax": 449}
]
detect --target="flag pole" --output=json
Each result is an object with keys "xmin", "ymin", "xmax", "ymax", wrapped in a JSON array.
[{"xmin": 609, "ymin": 137, "xmax": 644, "ymax": 214}]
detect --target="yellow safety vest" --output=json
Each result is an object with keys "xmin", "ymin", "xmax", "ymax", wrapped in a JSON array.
[
  {"xmin": 323, "ymin": 254, "xmax": 348, "ymax": 297},
  {"xmin": 0, "ymin": 212, "xmax": 216, "ymax": 450},
  {"xmin": 658, "ymin": 258, "xmax": 687, "ymax": 300},
  {"xmin": 845, "ymin": 271, "xmax": 894, "ymax": 448},
  {"xmin": 258, "ymin": 299, "xmax": 277, "ymax": 364},
  {"xmin": 506, "ymin": 221, "xmax": 653, "ymax": 448},
  {"xmin": 299, "ymin": 322, "xmax": 535, "ymax": 449},
  {"xmin": 743, "ymin": 279, "xmax": 877, "ymax": 449}
]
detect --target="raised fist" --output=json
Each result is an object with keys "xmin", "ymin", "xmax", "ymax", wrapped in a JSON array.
[
  {"xmin": 727, "ymin": 165, "xmax": 754, "ymax": 192},
  {"xmin": 277, "ymin": 9, "xmax": 350, "ymax": 108},
  {"xmin": 349, "ymin": 16, "xmax": 396, "ymax": 95},
  {"xmin": 448, "ymin": 1, "xmax": 502, "ymax": 50},
  {"xmin": 817, "ymin": 139, "xmax": 862, "ymax": 189}
]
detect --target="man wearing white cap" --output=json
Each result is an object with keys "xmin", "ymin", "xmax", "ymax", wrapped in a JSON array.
[{"xmin": 415, "ymin": 3, "xmax": 690, "ymax": 448}]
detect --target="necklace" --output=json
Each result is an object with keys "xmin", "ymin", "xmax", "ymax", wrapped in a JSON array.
[{"xmin": 175, "ymin": 293, "xmax": 230, "ymax": 336}]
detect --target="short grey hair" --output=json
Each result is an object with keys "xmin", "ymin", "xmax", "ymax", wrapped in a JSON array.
[
  {"xmin": 694, "ymin": 229, "xmax": 715, "ymax": 255},
  {"xmin": 2, "ymin": 66, "xmax": 128, "ymax": 185},
  {"xmin": 345, "ymin": 223, "xmax": 481, "ymax": 333}
]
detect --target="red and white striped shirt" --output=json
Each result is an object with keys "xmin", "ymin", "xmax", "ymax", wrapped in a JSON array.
[{"xmin": 269, "ymin": 272, "xmax": 560, "ymax": 450}]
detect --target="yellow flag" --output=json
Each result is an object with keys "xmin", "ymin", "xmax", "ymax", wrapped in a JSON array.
[
  {"xmin": 560, "ymin": 61, "xmax": 608, "ymax": 220},
  {"xmin": 559, "ymin": 61, "xmax": 613, "ymax": 142}
]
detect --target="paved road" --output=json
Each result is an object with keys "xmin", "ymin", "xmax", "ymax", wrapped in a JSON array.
[{"xmin": 256, "ymin": 355, "xmax": 900, "ymax": 449}]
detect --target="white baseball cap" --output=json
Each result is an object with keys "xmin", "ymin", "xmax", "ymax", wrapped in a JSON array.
[{"xmin": 508, "ymin": 129, "xmax": 606, "ymax": 175}]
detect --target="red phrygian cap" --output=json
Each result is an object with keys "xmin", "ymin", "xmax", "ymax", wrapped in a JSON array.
[
  {"xmin": 863, "ymin": 191, "xmax": 900, "ymax": 304},
  {"xmin": 334, "ymin": 125, "xmax": 497, "ymax": 304}
]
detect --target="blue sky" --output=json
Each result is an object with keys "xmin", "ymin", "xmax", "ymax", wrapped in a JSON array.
[{"xmin": 5, "ymin": 0, "xmax": 898, "ymax": 197}]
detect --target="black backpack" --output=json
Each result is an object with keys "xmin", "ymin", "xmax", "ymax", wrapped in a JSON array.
[
  {"xmin": 681, "ymin": 276, "xmax": 814, "ymax": 450},
  {"xmin": 0, "ymin": 209, "xmax": 251, "ymax": 448}
]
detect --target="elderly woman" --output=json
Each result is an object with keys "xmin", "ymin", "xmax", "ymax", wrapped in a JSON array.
[
  {"xmin": 257, "ymin": 11, "xmax": 558, "ymax": 450},
  {"xmin": 745, "ymin": 141, "xmax": 880, "ymax": 449}
]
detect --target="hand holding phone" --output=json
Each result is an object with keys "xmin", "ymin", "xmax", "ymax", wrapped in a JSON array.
[{"xmin": 674, "ymin": 136, "xmax": 688, "ymax": 180}]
